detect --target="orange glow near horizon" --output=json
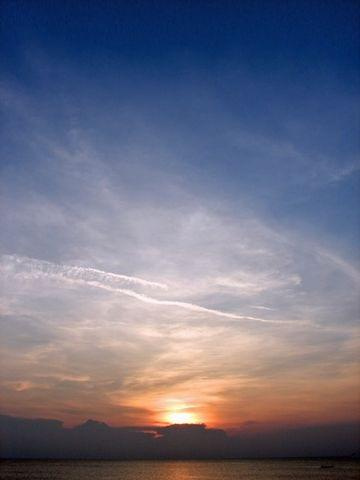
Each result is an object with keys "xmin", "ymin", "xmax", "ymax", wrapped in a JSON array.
[
  {"xmin": 165, "ymin": 411, "xmax": 200, "ymax": 424},
  {"xmin": 160, "ymin": 399, "xmax": 203, "ymax": 425}
]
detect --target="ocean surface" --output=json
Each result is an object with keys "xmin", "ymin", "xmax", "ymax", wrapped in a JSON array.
[{"xmin": 0, "ymin": 459, "xmax": 359, "ymax": 480}]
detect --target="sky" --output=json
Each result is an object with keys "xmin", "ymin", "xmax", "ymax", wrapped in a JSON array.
[{"xmin": 0, "ymin": 0, "xmax": 359, "ymax": 433}]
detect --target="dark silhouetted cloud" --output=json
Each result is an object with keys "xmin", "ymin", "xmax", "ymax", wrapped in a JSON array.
[{"xmin": 1, "ymin": 415, "xmax": 359, "ymax": 459}]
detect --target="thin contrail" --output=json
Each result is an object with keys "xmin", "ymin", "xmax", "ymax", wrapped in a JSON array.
[
  {"xmin": 1, "ymin": 254, "xmax": 168, "ymax": 289},
  {"xmin": 2, "ymin": 254, "xmax": 294, "ymax": 324},
  {"xmin": 80, "ymin": 280, "xmax": 283, "ymax": 323}
]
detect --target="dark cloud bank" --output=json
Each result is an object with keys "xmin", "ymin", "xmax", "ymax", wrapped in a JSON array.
[{"xmin": 0, "ymin": 415, "xmax": 359, "ymax": 459}]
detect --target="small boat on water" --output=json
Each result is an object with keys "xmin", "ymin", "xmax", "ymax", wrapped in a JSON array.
[{"xmin": 320, "ymin": 465, "xmax": 334, "ymax": 469}]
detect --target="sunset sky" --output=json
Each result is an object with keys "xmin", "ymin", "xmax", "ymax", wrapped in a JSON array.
[{"xmin": 1, "ymin": 1, "xmax": 359, "ymax": 431}]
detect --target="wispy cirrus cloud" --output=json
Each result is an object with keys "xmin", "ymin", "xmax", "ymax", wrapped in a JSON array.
[
  {"xmin": 0, "ymin": 40, "xmax": 359, "ymax": 429},
  {"xmin": 1, "ymin": 254, "xmax": 285, "ymax": 324},
  {"xmin": 2, "ymin": 254, "xmax": 168, "ymax": 290}
]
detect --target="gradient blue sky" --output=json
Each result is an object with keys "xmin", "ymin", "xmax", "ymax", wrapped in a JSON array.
[{"xmin": 0, "ymin": 1, "xmax": 359, "ymax": 428}]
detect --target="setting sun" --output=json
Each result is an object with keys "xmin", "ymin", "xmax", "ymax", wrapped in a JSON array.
[{"xmin": 166, "ymin": 411, "xmax": 199, "ymax": 424}]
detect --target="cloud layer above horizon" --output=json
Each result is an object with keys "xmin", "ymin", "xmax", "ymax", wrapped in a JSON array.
[{"xmin": 0, "ymin": 1, "xmax": 359, "ymax": 430}]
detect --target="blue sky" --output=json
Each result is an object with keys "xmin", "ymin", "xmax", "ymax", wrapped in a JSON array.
[{"xmin": 0, "ymin": 1, "xmax": 359, "ymax": 427}]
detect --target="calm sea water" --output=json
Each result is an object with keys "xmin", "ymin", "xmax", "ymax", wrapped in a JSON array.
[{"xmin": 1, "ymin": 459, "xmax": 359, "ymax": 480}]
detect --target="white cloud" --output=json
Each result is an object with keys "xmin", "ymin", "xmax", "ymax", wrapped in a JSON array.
[
  {"xmin": 0, "ymin": 72, "xmax": 359, "ymax": 426},
  {"xmin": 1, "ymin": 254, "xmax": 285, "ymax": 324},
  {"xmin": 2, "ymin": 254, "xmax": 168, "ymax": 290}
]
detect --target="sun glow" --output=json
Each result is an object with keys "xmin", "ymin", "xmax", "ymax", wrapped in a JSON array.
[{"xmin": 165, "ymin": 411, "xmax": 199, "ymax": 424}]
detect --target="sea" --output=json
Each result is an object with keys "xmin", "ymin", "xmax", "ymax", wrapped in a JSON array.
[{"xmin": 0, "ymin": 459, "xmax": 359, "ymax": 480}]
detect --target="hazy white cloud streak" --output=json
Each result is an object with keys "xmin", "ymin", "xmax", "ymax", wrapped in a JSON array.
[
  {"xmin": 1, "ymin": 254, "xmax": 288, "ymax": 324},
  {"xmin": 2, "ymin": 254, "xmax": 168, "ymax": 289}
]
